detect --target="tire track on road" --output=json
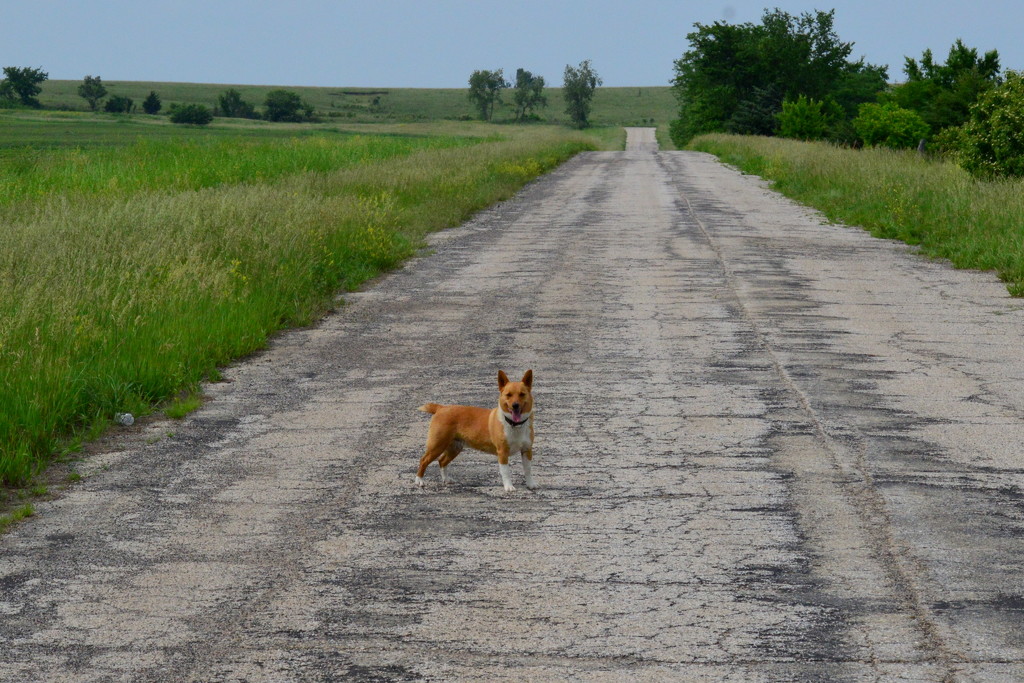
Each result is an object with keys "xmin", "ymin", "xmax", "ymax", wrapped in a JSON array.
[{"xmin": 669, "ymin": 153, "xmax": 959, "ymax": 680}]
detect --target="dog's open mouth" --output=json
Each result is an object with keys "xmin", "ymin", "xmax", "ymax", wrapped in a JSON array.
[{"xmin": 511, "ymin": 409, "xmax": 523, "ymax": 422}]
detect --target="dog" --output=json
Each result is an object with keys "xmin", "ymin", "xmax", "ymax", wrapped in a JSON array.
[{"xmin": 416, "ymin": 370, "xmax": 535, "ymax": 492}]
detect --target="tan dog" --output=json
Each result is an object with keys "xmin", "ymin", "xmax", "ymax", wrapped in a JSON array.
[{"xmin": 416, "ymin": 370, "xmax": 535, "ymax": 492}]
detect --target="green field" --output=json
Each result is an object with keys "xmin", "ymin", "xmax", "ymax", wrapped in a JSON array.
[
  {"xmin": 690, "ymin": 134, "xmax": 1024, "ymax": 296},
  {"xmin": 0, "ymin": 110, "xmax": 608, "ymax": 492},
  {"xmin": 0, "ymin": 76, "xmax": 661, "ymax": 504},
  {"xmin": 36, "ymin": 79, "xmax": 677, "ymax": 128}
]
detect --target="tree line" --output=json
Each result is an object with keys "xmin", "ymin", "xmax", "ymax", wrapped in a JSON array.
[
  {"xmin": 670, "ymin": 8, "xmax": 1024, "ymax": 178},
  {"xmin": 0, "ymin": 69, "xmax": 318, "ymax": 125},
  {"xmin": 467, "ymin": 60, "xmax": 602, "ymax": 128}
]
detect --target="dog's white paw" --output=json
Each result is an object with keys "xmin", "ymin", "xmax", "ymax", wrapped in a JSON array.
[
  {"xmin": 503, "ymin": 483, "xmax": 516, "ymax": 492},
  {"xmin": 415, "ymin": 476, "xmax": 425, "ymax": 488},
  {"xmin": 525, "ymin": 480, "xmax": 537, "ymax": 490}
]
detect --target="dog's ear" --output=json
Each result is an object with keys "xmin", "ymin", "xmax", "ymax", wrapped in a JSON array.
[
  {"xmin": 522, "ymin": 369, "xmax": 533, "ymax": 388},
  {"xmin": 498, "ymin": 370, "xmax": 510, "ymax": 389}
]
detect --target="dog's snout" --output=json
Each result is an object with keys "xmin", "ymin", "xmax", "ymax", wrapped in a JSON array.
[{"xmin": 511, "ymin": 402, "xmax": 520, "ymax": 412}]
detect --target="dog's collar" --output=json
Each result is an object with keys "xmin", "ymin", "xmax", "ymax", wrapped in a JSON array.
[{"xmin": 503, "ymin": 413, "xmax": 531, "ymax": 427}]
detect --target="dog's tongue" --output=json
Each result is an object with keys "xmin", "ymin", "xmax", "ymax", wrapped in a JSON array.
[{"xmin": 512, "ymin": 410, "xmax": 523, "ymax": 422}]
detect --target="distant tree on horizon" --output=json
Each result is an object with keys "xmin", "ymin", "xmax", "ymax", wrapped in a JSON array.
[
  {"xmin": 78, "ymin": 75, "xmax": 107, "ymax": 111},
  {"xmin": 563, "ymin": 60, "xmax": 602, "ymax": 128},
  {"xmin": 467, "ymin": 69, "xmax": 508, "ymax": 121},
  {"xmin": 0, "ymin": 66, "xmax": 49, "ymax": 108},
  {"xmin": 512, "ymin": 68, "xmax": 547, "ymax": 121}
]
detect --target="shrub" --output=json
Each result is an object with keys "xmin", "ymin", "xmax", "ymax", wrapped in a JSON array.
[
  {"xmin": 217, "ymin": 89, "xmax": 256, "ymax": 118},
  {"xmin": 169, "ymin": 103, "xmax": 213, "ymax": 125},
  {"xmin": 104, "ymin": 95, "xmax": 133, "ymax": 113},
  {"xmin": 956, "ymin": 71, "xmax": 1024, "ymax": 178},
  {"xmin": 264, "ymin": 89, "xmax": 314, "ymax": 122},
  {"xmin": 853, "ymin": 102, "xmax": 929, "ymax": 149},
  {"xmin": 142, "ymin": 91, "xmax": 161, "ymax": 115},
  {"xmin": 777, "ymin": 95, "xmax": 831, "ymax": 140}
]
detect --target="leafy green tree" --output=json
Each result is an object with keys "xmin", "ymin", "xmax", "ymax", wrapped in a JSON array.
[
  {"xmin": 670, "ymin": 9, "xmax": 885, "ymax": 144},
  {"xmin": 104, "ymin": 95, "xmax": 133, "ymax": 113},
  {"xmin": 264, "ymin": 89, "xmax": 314, "ymax": 122},
  {"xmin": 853, "ymin": 102, "xmax": 929, "ymax": 149},
  {"xmin": 562, "ymin": 60, "xmax": 602, "ymax": 128},
  {"xmin": 169, "ymin": 103, "xmax": 213, "ymax": 125},
  {"xmin": 0, "ymin": 66, "xmax": 48, "ymax": 108},
  {"xmin": 954, "ymin": 71, "xmax": 1024, "ymax": 178},
  {"xmin": 142, "ymin": 91, "xmax": 161, "ymax": 115},
  {"xmin": 217, "ymin": 88, "xmax": 256, "ymax": 118},
  {"xmin": 512, "ymin": 68, "xmax": 547, "ymax": 121},
  {"xmin": 467, "ymin": 69, "xmax": 508, "ymax": 121},
  {"xmin": 887, "ymin": 40, "xmax": 1001, "ymax": 134},
  {"xmin": 78, "ymin": 75, "xmax": 107, "ymax": 111}
]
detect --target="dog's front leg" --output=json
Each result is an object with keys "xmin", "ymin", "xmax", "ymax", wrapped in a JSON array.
[
  {"xmin": 522, "ymin": 451, "xmax": 536, "ymax": 490},
  {"xmin": 497, "ymin": 450, "xmax": 515, "ymax": 492}
]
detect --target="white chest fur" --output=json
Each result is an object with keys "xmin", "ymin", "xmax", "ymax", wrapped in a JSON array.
[{"xmin": 501, "ymin": 413, "xmax": 533, "ymax": 453}]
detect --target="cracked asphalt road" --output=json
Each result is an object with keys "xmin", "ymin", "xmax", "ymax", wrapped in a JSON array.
[{"xmin": 4, "ymin": 128, "xmax": 1024, "ymax": 681}]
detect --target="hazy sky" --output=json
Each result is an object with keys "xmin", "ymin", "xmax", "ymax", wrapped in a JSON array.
[{"xmin": 2, "ymin": 1, "xmax": 1020, "ymax": 88}]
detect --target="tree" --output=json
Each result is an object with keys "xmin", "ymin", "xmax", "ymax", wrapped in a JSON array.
[
  {"xmin": 217, "ymin": 88, "xmax": 256, "ymax": 118},
  {"xmin": 562, "ymin": 60, "xmax": 602, "ymax": 128},
  {"xmin": 78, "ymin": 75, "xmax": 107, "ymax": 111},
  {"xmin": 887, "ymin": 40, "xmax": 1001, "ymax": 135},
  {"xmin": 169, "ymin": 103, "xmax": 213, "ymax": 125},
  {"xmin": 142, "ymin": 91, "xmax": 161, "ymax": 115},
  {"xmin": 670, "ymin": 9, "xmax": 886, "ymax": 144},
  {"xmin": 264, "ymin": 89, "xmax": 314, "ymax": 122},
  {"xmin": 0, "ymin": 66, "xmax": 48, "ymax": 108},
  {"xmin": 467, "ymin": 69, "xmax": 508, "ymax": 121},
  {"xmin": 512, "ymin": 68, "xmax": 547, "ymax": 121},
  {"xmin": 954, "ymin": 71, "xmax": 1024, "ymax": 178},
  {"xmin": 104, "ymin": 95, "xmax": 133, "ymax": 114}
]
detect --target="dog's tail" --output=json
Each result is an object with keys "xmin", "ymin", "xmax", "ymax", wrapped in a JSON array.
[{"xmin": 418, "ymin": 403, "xmax": 443, "ymax": 415}]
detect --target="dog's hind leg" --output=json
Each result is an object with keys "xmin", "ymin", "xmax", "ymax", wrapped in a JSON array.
[
  {"xmin": 438, "ymin": 440, "xmax": 464, "ymax": 485},
  {"xmin": 416, "ymin": 439, "xmax": 449, "ymax": 488}
]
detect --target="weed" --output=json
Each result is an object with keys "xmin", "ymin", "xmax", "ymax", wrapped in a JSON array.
[
  {"xmin": 0, "ymin": 503, "xmax": 34, "ymax": 534},
  {"xmin": 165, "ymin": 394, "xmax": 203, "ymax": 419}
]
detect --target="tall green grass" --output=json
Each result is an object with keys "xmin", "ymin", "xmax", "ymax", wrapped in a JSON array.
[
  {"xmin": 0, "ymin": 133, "xmax": 473, "ymax": 205},
  {"xmin": 0, "ymin": 126, "xmax": 595, "ymax": 486},
  {"xmin": 689, "ymin": 134, "xmax": 1024, "ymax": 295}
]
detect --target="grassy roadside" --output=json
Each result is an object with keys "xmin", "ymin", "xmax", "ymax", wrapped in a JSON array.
[
  {"xmin": 689, "ymin": 134, "xmax": 1024, "ymax": 295},
  {"xmin": 0, "ymin": 122, "xmax": 599, "ymax": 489}
]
